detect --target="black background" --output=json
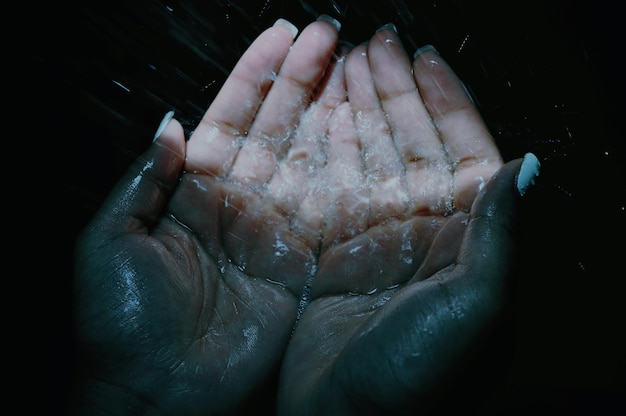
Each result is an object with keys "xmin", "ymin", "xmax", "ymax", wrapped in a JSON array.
[{"xmin": 11, "ymin": 0, "xmax": 625, "ymax": 414}]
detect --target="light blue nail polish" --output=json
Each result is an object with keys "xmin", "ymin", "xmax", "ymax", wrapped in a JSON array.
[
  {"xmin": 317, "ymin": 14, "xmax": 342, "ymax": 31},
  {"xmin": 516, "ymin": 152, "xmax": 541, "ymax": 196},
  {"xmin": 274, "ymin": 18, "xmax": 299, "ymax": 39},
  {"xmin": 154, "ymin": 110, "xmax": 174, "ymax": 142},
  {"xmin": 413, "ymin": 44, "xmax": 439, "ymax": 59},
  {"xmin": 376, "ymin": 23, "xmax": 397, "ymax": 33}
]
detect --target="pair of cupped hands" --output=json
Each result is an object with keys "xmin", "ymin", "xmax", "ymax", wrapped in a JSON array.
[{"xmin": 74, "ymin": 15, "xmax": 539, "ymax": 415}]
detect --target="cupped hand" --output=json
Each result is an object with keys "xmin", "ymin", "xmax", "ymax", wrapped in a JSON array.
[
  {"xmin": 74, "ymin": 14, "xmax": 539, "ymax": 415},
  {"xmin": 276, "ymin": 26, "xmax": 532, "ymax": 415},
  {"xmin": 74, "ymin": 17, "xmax": 344, "ymax": 415}
]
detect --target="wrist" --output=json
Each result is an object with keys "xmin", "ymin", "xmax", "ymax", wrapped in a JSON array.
[{"xmin": 70, "ymin": 377, "xmax": 161, "ymax": 416}]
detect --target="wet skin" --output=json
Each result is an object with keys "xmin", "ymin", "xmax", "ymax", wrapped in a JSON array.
[{"xmin": 75, "ymin": 16, "xmax": 530, "ymax": 416}]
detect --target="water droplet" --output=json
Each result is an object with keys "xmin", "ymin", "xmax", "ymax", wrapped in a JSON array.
[
  {"xmin": 349, "ymin": 245, "xmax": 363, "ymax": 254},
  {"xmin": 273, "ymin": 233, "xmax": 289, "ymax": 257}
]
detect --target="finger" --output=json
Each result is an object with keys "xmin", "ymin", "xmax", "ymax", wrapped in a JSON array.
[
  {"xmin": 185, "ymin": 19, "xmax": 299, "ymax": 177},
  {"xmin": 268, "ymin": 43, "xmax": 350, "ymax": 216},
  {"xmin": 412, "ymin": 46, "xmax": 503, "ymax": 209},
  {"xmin": 412, "ymin": 45, "xmax": 498, "ymax": 162},
  {"xmin": 313, "ymin": 42, "xmax": 352, "ymax": 108},
  {"xmin": 458, "ymin": 153, "xmax": 540, "ymax": 278},
  {"xmin": 268, "ymin": 44, "xmax": 350, "ymax": 252},
  {"xmin": 344, "ymin": 43, "xmax": 408, "ymax": 222},
  {"xmin": 322, "ymin": 101, "xmax": 369, "ymax": 248},
  {"xmin": 93, "ymin": 112, "xmax": 186, "ymax": 235},
  {"xmin": 345, "ymin": 43, "xmax": 400, "ymax": 180},
  {"xmin": 367, "ymin": 25, "xmax": 446, "ymax": 168},
  {"xmin": 365, "ymin": 28, "xmax": 454, "ymax": 215},
  {"xmin": 230, "ymin": 16, "xmax": 341, "ymax": 184}
]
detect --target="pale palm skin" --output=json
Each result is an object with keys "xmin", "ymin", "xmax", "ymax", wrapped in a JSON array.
[{"xmin": 74, "ymin": 17, "xmax": 528, "ymax": 416}]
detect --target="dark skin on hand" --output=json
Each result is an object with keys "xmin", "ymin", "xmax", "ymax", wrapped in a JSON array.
[{"xmin": 73, "ymin": 16, "xmax": 538, "ymax": 416}]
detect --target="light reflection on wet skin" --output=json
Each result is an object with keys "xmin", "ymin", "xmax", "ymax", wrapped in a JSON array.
[
  {"xmin": 90, "ymin": 0, "xmax": 618, "ymax": 307},
  {"xmin": 64, "ymin": 0, "xmax": 624, "ymax": 412},
  {"xmin": 78, "ymin": 6, "xmax": 619, "ymax": 286}
]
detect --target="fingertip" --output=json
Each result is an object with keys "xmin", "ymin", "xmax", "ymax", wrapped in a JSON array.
[
  {"xmin": 153, "ymin": 111, "xmax": 185, "ymax": 158},
  {"xmin": 344, "ymin": 43, "xmax": 369, "ymax": 75},
  {"xmin": 412, "ymin": 44, "xmax": 446, "ymax": 77},
  {"xmin": 273, "ymin": 18, "xmax": 299, "ymax": 39},
  {"xmin": 473, "ymin": 158, "xmax": 523, "ymax": 210},
  {"xmin": 317, "ymin": 14, "xmax": 342, "ymax": 32},
  {"xmin": 458, "ymin": 158, "xmax": 526, "ymax": 281},
  {"xmin": 153, "ymin": 110, "xmax": 175, "ymax": 142},
  {"xmin": 375, "ymin": 22, "xmax": 397, "ymax": 34},
  {"xmin": 413, "ymin": 44, "xmax": 439, "ymax": 60},
  {"xmin": 92, "ymin": 112, "xmax": 186, "ymax": 233}
]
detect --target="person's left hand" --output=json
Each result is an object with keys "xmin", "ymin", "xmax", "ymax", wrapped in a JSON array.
[{"xmin": 275, "ymin": 25, "xmax": 534, "ymax": 415}]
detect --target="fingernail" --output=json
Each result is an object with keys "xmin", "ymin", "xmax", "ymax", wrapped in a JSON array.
[
  {"xmin": 516, "ymin": 152, "xmax": 541, "ymax": 196},
  {"xmin": 317, "ymin": 14, "xmax": 342, "ymax": 31},
  {"xmin": 274, "ymin": 18, "xmax": 299, "ymax": 39},
  {"xmin": 376, "ymin": 23, "xmax": 397, "ymax": 33},
  {"xmin": 153, "ymin": 110, "xmax": 174, "ymax": 142},
  {"xmin": 413, "ymin": 44, "xmax": 439, "ymax": 59}
]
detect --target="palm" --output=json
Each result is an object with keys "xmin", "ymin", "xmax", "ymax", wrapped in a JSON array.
[
  {"xmin": 76, "ymin": 17, "xmax": 520, "ymax": 415},
  {"xmin": 275, "ymin": 29, "xmax": 505, "ymax": 414},
  {"xmin": 186, "ymin": 23, "xmax": 503, "ymax": 414},
  {"xmin": 77, "ymin": 214, "xmax": 298, "ymax": 413}
]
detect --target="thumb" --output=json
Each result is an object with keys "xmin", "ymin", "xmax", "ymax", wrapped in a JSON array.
[
  {"xmin": 92, "ymin": 111, "xmax": 186, "ymax": 235},
  {"xmin": 458, "ymin": 152, "xmax": 541, "ymax": 286},
  {"xmin": 312, "ymin": 154, "xmax": 541, "ymax": 414}
]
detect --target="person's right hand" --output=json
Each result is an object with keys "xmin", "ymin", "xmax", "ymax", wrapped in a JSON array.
[{"xmin": 74, "ymin": 17, "xmax": 344, "ymax": 415}]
